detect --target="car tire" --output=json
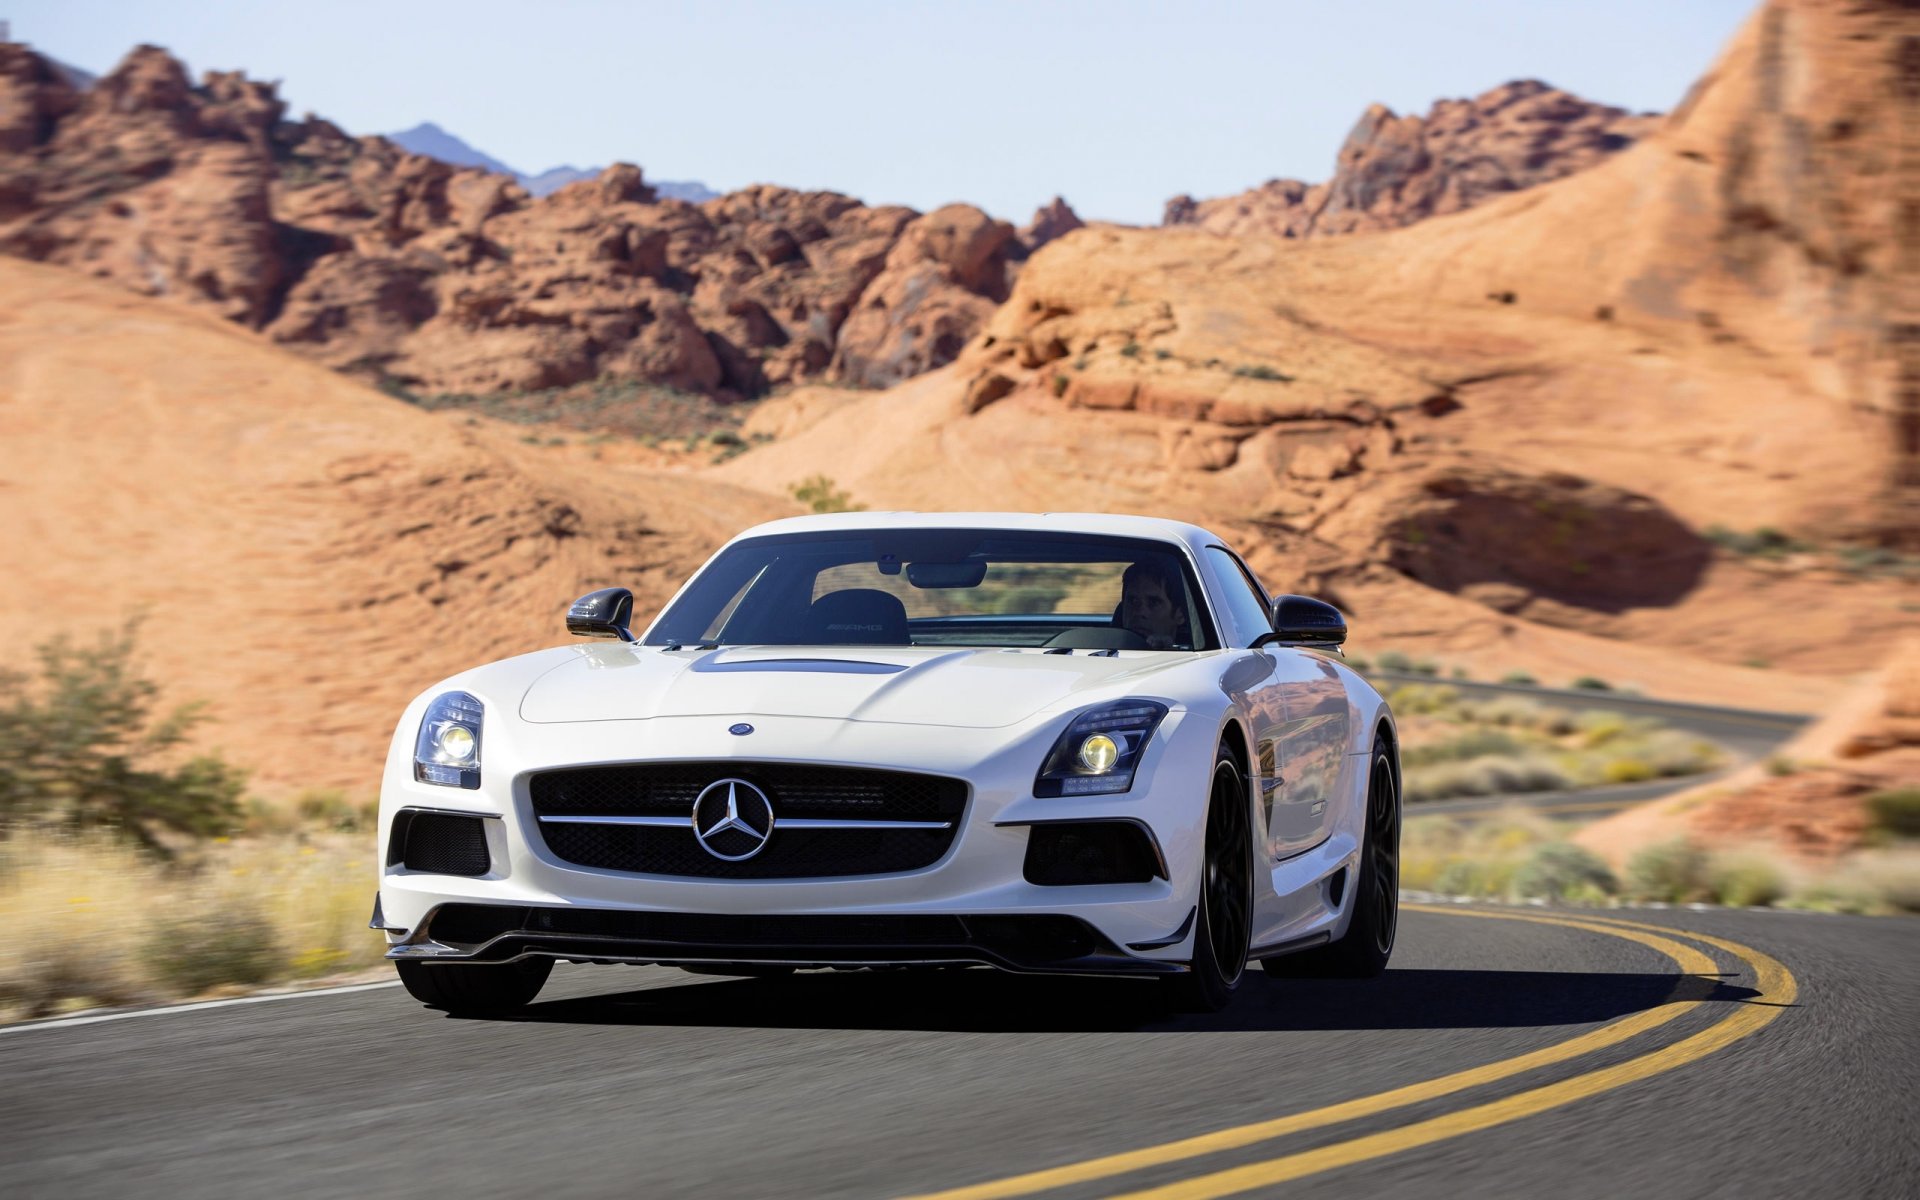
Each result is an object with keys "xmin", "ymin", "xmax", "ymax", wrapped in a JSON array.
[
  {"xmin": 1261, "ymin": 743, "xmax": 1398, "ymax": 980},
  {"xmin": 1162, "ymin": 747, "xmax": 1253, "ymax": 1013},
  {"xmin": 395, "ymin": 958, "xmax": 553, "ymax": 1014}
]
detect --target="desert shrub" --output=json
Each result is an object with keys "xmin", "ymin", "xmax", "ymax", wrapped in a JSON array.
[
  {"xmin": 143, "ymin": 903, "xmax": 283, "ymax": 995},
  {"xmin": 1500, "ymin": 670, "xmax": 1537, "ymax": 686},
  {"xmin": 1434, "ymin": 858, "xmax": 1496, "ymax": 898},
  {"xmin": 1852, "ymin": 849, "xmax": 1920, "ymax": 912},
  {"xmin": 1345, "ymin": 656, "xmax": 1372, "ymax": 673},
  {"xmin": 1643, "ymin": 732, "xmax": 1719, "ymax": 777},
  {"xmin": 1865, "ymin": 789, "xmax": 1920, "ymax": 839},
  {"xmin": 1625, "ymin": 838, "xmax": 1711, "ymax": 902},
  {"xmin": 1778, "ymin": 882, "xmax": 1886, "ymax": 915},
  {"xmin": 1231, "ymin": 363, "xmax": 1293, "ymax": 382},
  {"xmin": 1569, "ymin": 676, "xmax": 1613, "ymax": 691},
  {"xmin": 293, "ymin": 790, "xmax": 375, "ymax": 833},
  {"xmin": 1385, "ymin": 683, "xmax": 1462, "ymax": 715},
  {"xmin": 1764, "ymin": 754, "xmax": 1799, "ymax": 777},
  {"xmin": 0, "ymin": 626, "xmax": 246, "ymax": 858},
  {"xmin": 1376, "ymin": 650, "xmax": 1414, "ymax": 672},
  {"xmin": 1513, "ymin": 842, "xmax": 1618, "ymax": 903},
  {"xmin": 1707, "ymin": 854, "xmax": 1788, "ymax": 908},
  {"xmin": 1574, "ymin": 710, "xmax": 1634, "ymax": 747},
  {"xmin": 1402, "ymin": 729, "xmax": 1525, "ymax": 768},
  {"xmin": 1459, "ymin": 697, "xmax": 1550, "ymax": 729},
  {"xmin": 1406, "ymin": 754, "xmax": 1571, "ymax": 802},
  {"xmin": 1601, "ymin": 757, "xmax": 1657, "ymax": 784},
  {"xmin": 790, "ymin": 475, "xmax": 865, "ymax": 514},
  {"xmin": 1409, "ymin": 659, "xmax": 1441, "ymax": 677}
]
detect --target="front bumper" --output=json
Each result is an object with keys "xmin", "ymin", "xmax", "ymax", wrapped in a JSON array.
[
  {"xmin": 383, "ymin": 903, "xmax": 1183, "ymax": 975},
  {"xmin": 376, "ymin": 707, "xmax": 1261, "ymax": 975}
]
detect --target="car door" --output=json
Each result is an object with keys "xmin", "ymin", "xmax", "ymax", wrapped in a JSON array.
[
  {"xmin": 1266, "ymin": 649, "xmax": 1350, "ymax": 860},
  {"xmin": 1202, "ymin": 547, "xmax": 1348, "ymax": 863}
]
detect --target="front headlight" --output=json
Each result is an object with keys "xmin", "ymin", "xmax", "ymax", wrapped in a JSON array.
[
  {"xmin": 414, "ymin": 691, "xmax": 483, "ymax": 789},
  {"xmin": 1034, "ymin": 700, "xmax": 1169, "ymax": 797}
]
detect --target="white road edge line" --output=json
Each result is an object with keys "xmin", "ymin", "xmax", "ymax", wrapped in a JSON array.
[{"xmin": 0, "ymin": 980, "xmax": 403, "ymax": 1036}]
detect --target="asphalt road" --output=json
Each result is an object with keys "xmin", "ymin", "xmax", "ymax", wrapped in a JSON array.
[{"xmin": 5, "ymin": 903, "xmax": 1913, "ymax": 1199}]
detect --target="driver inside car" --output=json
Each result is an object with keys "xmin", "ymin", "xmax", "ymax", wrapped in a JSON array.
[{"xmin": 1119, "ymin": 560, "xmax": 1191, "ymax": 650}]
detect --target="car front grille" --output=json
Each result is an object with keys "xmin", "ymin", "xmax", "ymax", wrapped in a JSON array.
[{"xmin": 528, "ymin": 763, "xmax": 968, "ymax": 879}]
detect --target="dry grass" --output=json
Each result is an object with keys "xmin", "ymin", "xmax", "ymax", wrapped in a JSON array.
[
  {"xmin": 1390, "ymin": 685, "xmax": 1722, "ymax": 804},
  {"xmin": 1403, "ymin": 812, "xmax": 1920, "ymax": 915},
  {"xmin": 0, "ymin": 829, "xmax": 384, "ymax": 1021}
]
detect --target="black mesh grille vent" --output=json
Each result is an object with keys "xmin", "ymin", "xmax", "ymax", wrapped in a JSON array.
[
  {"xmin": 529, "ymin": 763, "xmax": 967, "ymax": 879},
  {"xmin": 396, "ymin": 812, "xmax": 491, "ymax": 876}
]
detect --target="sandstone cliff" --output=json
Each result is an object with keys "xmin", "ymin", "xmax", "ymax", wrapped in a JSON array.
[
  {"xmin": 0, "ymin": 43, "xmax": 1020, "ymax": 400},
  {"xmin": 1164, "ymin": 79, "xmax": 1660, "ymax": 239}
]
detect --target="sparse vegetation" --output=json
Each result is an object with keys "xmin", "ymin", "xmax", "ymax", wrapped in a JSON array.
[
  {"xmin": 378, "ymin": 374, "xmax": 759, "ymax": 443},
  {"xmin": 1390, "ymin": 683, "xmax": 1720, "ymax": 804},
  {"xmin": 0, "ymin": 828, "xmax": 386, "ymax": 1020},
  {"xmin": 1703, "ymin": 525, "xmax": 1814, "ymax": 560},
  {"xmin": 1624, "ymin": 838, "xmax": 1711, "ymax": 902},
  {"xmin": 1500, "ymin": 670, "xmax": 1538, "ymax": 686},
  {"xmin": 0, "ymin": 627, "xmax": 246, "ymax": 859},
  {"xmin": 1570, "ymin": 676, "xmax": 1613, "ymax": 691},
  {"xmin": 791, "ymin": 474, "xmax": 865, "ymax": 514},
  {"xmin": 1404, "ymin": 818, "xmax": 1918, "ymax": 913},
  {"xmin": 1230, "ymin": 363, "xmax": 1294, "ymax": 382},
  {"xmin": 1866, "ymin": 789, "xmax": 1920, "ymax": 839}
]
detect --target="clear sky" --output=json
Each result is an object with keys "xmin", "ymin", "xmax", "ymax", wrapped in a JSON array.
[{"xmin": 9, "ymin": 0, "xmax": 1757, "ymax": 225}]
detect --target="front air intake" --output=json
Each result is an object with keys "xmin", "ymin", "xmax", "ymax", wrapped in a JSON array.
[{"xmin": 390, "ymin": 810, "xmax": 491, "ymax": 876}]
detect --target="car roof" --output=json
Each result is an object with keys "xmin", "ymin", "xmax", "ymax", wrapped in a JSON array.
[{"xmin": 728, "ymin": 511, "xmax": 1227, "ymax": 555}]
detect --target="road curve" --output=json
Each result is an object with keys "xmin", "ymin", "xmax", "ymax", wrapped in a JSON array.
[{"xmin": 4, "ymin": 904, "xmax": 1912, "ymax": 1199}]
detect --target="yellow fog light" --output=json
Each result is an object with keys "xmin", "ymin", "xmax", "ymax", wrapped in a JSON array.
[
  {"xmin": 1077, "ymin": 733, "xmax": 1120, "ymax": 773},
  {"xmin": 435, "ymin": 723, "xmax": 476, "ymax": 761}
]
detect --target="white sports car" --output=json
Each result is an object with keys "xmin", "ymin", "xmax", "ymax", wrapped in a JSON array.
[{"xmin": 373, "ymin": 512, "xmax": 1400, "ymax": 1013}]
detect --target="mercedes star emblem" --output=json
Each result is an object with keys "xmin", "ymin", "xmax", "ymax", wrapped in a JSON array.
[{"xmin": 691, "ymin": 778, "xmax": 775, "ymax": 861}]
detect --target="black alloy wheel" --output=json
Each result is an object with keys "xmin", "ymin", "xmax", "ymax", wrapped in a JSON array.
[
  {"xmin": 1262, "ymin": 742, "xmax": 1399, "ymax": 979},
  {"xmin": 1164, "ymin": 747, "xmax": 1253, "ymax": 1012},
  {"xmin": 395, "ymin": 957, "xmax": 553, "ymax": 1015}
]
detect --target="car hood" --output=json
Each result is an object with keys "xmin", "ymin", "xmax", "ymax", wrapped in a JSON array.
[{"xmin": 517, "ymin": 644, "xmax": 1186, "ymax": 728}]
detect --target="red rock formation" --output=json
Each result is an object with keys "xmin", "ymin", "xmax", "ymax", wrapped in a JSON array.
[
  {"xmin": 0, "ymin": 43, "xmax": 1017, "ymax": 400},
  {"xmin": 1019, "ymin": 196, "xmax": 1084, "ymax": 253},
  {"xmin": 1165, "ymin": 80, "xmax": 1659, "ymax": 238}
]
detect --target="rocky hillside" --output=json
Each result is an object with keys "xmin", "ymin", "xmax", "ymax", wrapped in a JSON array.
[
  {"xmin": 0, "ymin": 255, "xmax": 792, "ymax": 792},
  {"xmin": 1165, "ymin": 80, "xmax": 1660, "ymax": 238},
  {"xmin": 0, "ymin": 43, "xmax": 1072, "ymax": 401},
  {"xmin": 717, "ymin": 0, "xmax": 1915, "ymax": 693}
]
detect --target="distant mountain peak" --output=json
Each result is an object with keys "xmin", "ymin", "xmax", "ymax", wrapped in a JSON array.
[{"xmin": 386, "ymin": 121, "xmax": 715, "ymax": 202}]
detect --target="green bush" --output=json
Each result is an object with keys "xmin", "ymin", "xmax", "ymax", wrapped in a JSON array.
[
  {"xmin": 1601, "ymin": 757, "xmax": 1657, "ymax": 784},
  {"xmin": 1625, "ymin": 838, "xmax": 1711, "ymax": 902},
  {"xmin": 1513, "ymin": 842, "xmax": 1617, "ymax": 902},
  {"xmin": 0, "ymin": 626, "xmax": 246, "ymax": 858},
  {"xmin": 143, "ymin": 907, "xmax": 283, "ymax": 995},
  {"xmin": 1402, "ymin": 729, "xmax": 1523, "ymax": 768},
  {"xmin": 1376, "ymin": 650, "xmax": 1414, "ymax": 672},
  {"xmin": 790, "ymin": 475, "xmax": 865, "ymax": 514},
  {"xmin": 1569, "ymin": 676, "xmax": 1613, "ymax": 691},
  {"xmin": 1500, "ymin": 670, "xmax": 1537, "ymax": 686},
  {"xmin": 1866, "ymin": 789, "xmax": 1920, "ymax": 839},
  {"xmin": 1708, "ymin": 855, "xmax": 1788, "ymax": 908}
]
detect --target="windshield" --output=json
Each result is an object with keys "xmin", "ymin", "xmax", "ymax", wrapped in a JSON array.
[{"xmin": 644, "ymin": 530, "xmax": 1218, "ymax": 651}]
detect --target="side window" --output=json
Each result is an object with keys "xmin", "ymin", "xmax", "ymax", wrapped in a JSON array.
[{"xmin": 1205, "ymin": 546, "xmax": 1274, "ymax": 646}]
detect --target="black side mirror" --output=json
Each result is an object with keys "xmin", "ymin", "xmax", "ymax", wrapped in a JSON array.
[
  {"xmin": 1268, "ymin": 595, "xmax": 1346, "ymax": 647},
  {"xmin": 567, "ymin": 587, "xmax": 635, "ymax": 642}
]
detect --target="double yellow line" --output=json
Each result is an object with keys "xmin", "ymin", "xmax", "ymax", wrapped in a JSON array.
[{"xmin": 903, "ymin": 905, "xmax": 1795, "ymax": 1200}]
